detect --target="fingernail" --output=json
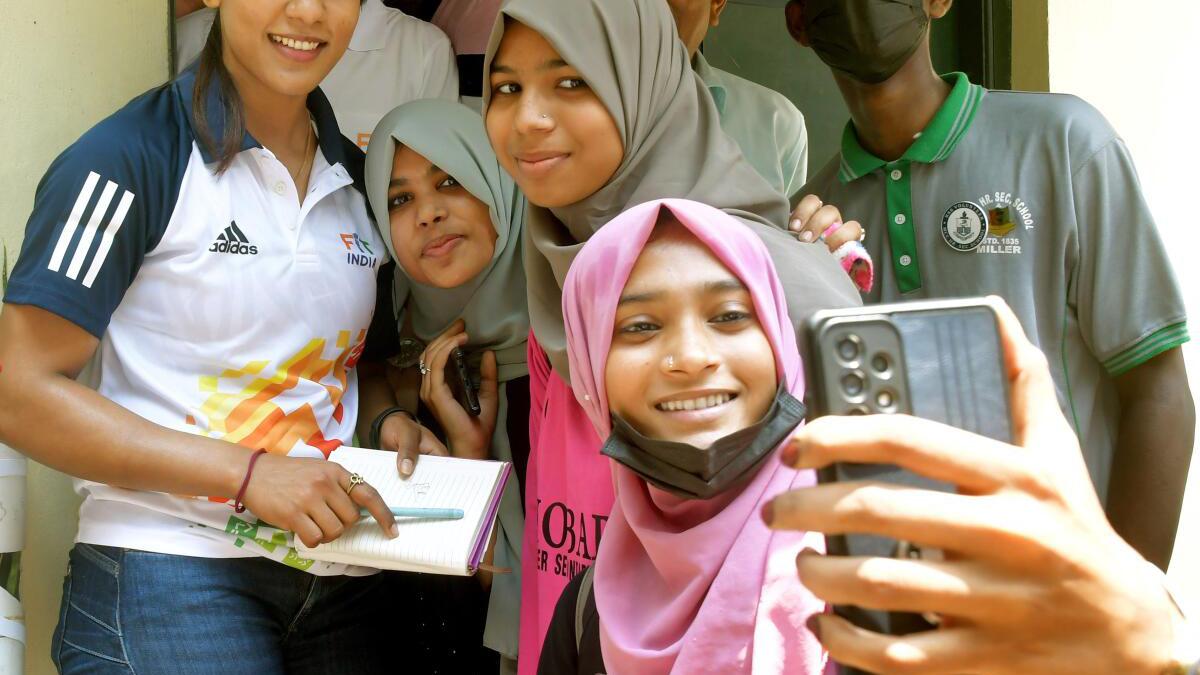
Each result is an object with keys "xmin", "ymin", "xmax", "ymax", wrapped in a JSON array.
[
  {"xmin": 780, "ymin": 441, "xmax": 799, "ymax": 466},
  {"xmin": 800, "ymin": 231, "xmax": 815, "ymax": 243},
  {"xmin": 799, "ymin": 546, "xmax": 819, "ymax": 558},
  {"xmin": 806, "ymin": 614, "xmax": 823, "ymax": 640},
  {"xmin": 789, "ymin": 219, "xmax": 801, "ymax": 231},
  {"xmin": 390, "ymin": 524, "xmax": 400, "ymax": 539},
  {"xmin": 761, "ymin": 500, "xmax": 775, "ymax": 526},
  {"xmin": 401, "ymin": 458, "xmax": 414, "ymax": 475}
]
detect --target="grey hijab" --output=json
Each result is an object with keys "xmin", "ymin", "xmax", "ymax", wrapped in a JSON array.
[
  {"xmin": 484, "ymin": 0, "xmax": 861, "ymax": 378},
  {"xmin": 364, "ymin": 99, "xmax": 527, "ymax": 660},
  {"xmin": 365, "ymin": 99, "xmax": 529, "ymax": 381}
]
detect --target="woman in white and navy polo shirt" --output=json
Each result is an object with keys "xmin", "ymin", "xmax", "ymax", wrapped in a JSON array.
[{"xmin": 0, "ymin": 1, "xmax": 404, "ymax": 672}]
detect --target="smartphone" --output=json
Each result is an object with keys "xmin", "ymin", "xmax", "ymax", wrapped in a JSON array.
[
  {"xmin": 446, "ymin": 347, "xmax": 482, "ymax": 417},
  {"xmin": 804, "ymin": 298, "xmax": 1013, "ymax": 652}
]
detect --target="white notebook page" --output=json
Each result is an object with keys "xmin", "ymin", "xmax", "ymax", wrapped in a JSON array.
[{"xmin": 295, "ymin": 447, "xmax": 508, "ymax": 575}]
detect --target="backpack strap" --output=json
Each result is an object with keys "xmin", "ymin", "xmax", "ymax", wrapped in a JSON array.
[{"xmin": 575, "ymin": 565, "xmax": 596, "ymax": 653}]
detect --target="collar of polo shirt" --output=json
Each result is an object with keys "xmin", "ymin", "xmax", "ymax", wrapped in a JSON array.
[
  {"xmin": 174, "ymin": 66, "xmax": 352, "ymax": 170},
  {"xmin": 692, "ymin": 52, "xmax": 728, "ymax": 116},
  {"xmin": 836, "ymin": 72, "xmax": 986, "ymax": 293},
  {"xmin": 348, "ymin": 0, "xmax": 389, "ymax": 53}
]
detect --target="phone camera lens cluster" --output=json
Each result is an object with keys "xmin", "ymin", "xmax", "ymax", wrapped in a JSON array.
[{"xmin": 835, "ymin": 331, "xmax": 900, "ymax": 414}]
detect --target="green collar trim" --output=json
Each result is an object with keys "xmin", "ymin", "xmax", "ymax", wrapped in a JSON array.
[
  {"xmin": 838, "ymin": 72, "xmax": 985, "ymax": 183},
  {"xmin": 693, "ymin": 52, "xmax": 728, "ymax": 115}
]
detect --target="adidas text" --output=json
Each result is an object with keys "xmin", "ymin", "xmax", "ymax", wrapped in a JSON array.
[
  {"xmin": 210, "ymin": 240, "xmax": 259, "ymax": 255},
  {"xmin": 210, "ymin": 222, "xmax": 258, "ymax": 255}
]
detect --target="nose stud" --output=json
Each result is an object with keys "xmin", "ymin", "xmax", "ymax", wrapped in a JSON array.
[
  {"xmin": 666, "ymin": 355, "xmax": 675, "ymax": 368},
  {"xmin": 540, "ymin": 114, "xmax": 549, "ymax": 120}
]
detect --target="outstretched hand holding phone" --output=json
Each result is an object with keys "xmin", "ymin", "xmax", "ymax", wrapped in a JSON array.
[{"xmin": 765, "ymin": 299, "xmax": 1196, "ymax": 674}]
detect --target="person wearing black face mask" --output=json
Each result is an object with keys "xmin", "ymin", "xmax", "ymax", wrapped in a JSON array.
[{"xmin": 789, "ymin": 0, "xmax": 1194, "ymax": 572}]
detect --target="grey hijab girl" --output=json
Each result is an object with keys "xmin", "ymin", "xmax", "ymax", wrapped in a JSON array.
[{"xmin": 364, "ymin": 99, "xmax": 527, "ymax": 661}]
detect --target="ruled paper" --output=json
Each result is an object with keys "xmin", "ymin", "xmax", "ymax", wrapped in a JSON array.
[{"xmin": 295, "ymin": 447, "xmax": 509, "ymax": 575}]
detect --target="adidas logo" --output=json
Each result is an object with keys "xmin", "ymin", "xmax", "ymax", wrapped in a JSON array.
[{"xmin": 209, "ymin": 222, "xmax": 259, "ymax": 255}]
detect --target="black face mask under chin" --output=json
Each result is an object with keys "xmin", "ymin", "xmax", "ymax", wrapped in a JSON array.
[
  {"xmin": 601, "ymin": 387, "xmax": 807, "ymax": 501},
  {"xmin": 802, "ymin": 0, "xmax": 930, "ymax": 85}
]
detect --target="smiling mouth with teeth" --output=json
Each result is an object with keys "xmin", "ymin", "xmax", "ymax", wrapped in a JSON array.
[
  {"xmin": 656, "ymin": 393, "xmax": 736, "ymax": 412},
  {"xmin": 271, "ymin": 35, "xmax": 322, "ymax": 52}
]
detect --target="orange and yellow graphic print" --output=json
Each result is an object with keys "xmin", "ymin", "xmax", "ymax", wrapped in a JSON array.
[{"xmin": 195, "ymin": 329, "xmax": 366, "ymax": 467}]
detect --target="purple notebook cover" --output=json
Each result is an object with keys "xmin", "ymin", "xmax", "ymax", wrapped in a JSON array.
[{"xmin": 468, "ymin": 462, "xmax": 512, "ymax": 571}]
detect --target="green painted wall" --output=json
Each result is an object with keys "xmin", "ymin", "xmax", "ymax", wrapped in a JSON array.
[
  {"xmin": 705, "ymin": 4, "xmax": 979, "ymax": 176},
  {"xmin": 705, "ymin": 4, "xmax": 849, "ymax": 177}
]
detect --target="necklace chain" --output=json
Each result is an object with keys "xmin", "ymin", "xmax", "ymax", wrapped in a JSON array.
[{"xmin": 288, "ymin": 124, "xmax": 315, "ymax": 191}]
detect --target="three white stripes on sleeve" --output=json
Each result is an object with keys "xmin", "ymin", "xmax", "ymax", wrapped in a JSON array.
[{"xmin": 47, "ymin": 171, "xmax": 137, "ymax": 289}]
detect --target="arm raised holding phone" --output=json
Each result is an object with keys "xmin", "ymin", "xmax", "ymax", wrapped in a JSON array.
[{"xmin": 765, "ymin": 299, "xmax": 1198, "ymax": 674}]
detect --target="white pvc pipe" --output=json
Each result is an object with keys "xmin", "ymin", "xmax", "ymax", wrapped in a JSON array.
[
  {"xmin": 0, "ymin": 446, "xmax": 24, "ymax": 675},
  {"xmin": 0, "ymin": 588, "xmax": 23, "ymax": 675},
  {"xmin": 0, "ymin": 446, "xmax": 24, "ymax": 553}
]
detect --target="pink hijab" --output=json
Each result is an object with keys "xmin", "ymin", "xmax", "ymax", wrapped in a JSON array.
[{"xmin": 562, "ymin": 199, "xmax": 828, "ymax": 674}]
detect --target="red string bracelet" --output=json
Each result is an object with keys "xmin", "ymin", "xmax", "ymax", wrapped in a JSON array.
[{"xmin": 234, "ymin": 449, "xmax": 268, "ymax": 514}]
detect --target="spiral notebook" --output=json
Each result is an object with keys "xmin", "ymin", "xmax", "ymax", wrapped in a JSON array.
[{"xmin": 295, "ymin": 447, "xmax": 511, "ymax": 576}]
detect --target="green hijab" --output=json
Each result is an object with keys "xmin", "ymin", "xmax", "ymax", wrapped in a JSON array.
[
  {"xmin": 364, "ymin": 99, "xmax": 527, "ymax": 660},
  {"xmin": 484, "ymin": 0, "xmax": 860, "ymax": 379},
  {"xmin": 365, "ymin": 99, "xmax": 529, "ymax": 382}
]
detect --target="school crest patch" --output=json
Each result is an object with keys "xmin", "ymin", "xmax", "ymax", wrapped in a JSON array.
[{"xmin": 941, "ymin": 201, "xmax": 988, "ymax": 252}]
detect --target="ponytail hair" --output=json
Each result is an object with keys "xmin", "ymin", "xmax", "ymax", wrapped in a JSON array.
[{"xmin": 191, "ymin": 13, "xmax": 246, "ymax": 174}]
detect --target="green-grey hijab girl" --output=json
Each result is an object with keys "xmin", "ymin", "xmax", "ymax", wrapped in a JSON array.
[
  {"xmin": 483, "ymin": 0, "xmax": 861, "ymax": 380},
  {"xmin": 364, "ymin": 98, "xmax": 527, "ymax": 663}
]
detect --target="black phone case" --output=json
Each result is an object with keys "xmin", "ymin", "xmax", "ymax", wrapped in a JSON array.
[
  {"xmin": 448, "ymin": 348, "xmax": 482, "ymax": 417},
  {"xmin": 804, "ymin": 301, "xmax": 1012, "ymax": 670}
]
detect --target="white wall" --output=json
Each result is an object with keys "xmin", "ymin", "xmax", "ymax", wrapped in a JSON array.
[
  {"xmin": 0, "ymin": 4, "xmax": 168, "ymax": 673},
  {"xmin": 1046, "ymin": 0, "xmax": 1200, "ymax": 606}
]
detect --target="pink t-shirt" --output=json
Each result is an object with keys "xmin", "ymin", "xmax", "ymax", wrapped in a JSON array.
[{"xmin": 519, "ymin": 332, "xmax": 614, "ymax": 674}]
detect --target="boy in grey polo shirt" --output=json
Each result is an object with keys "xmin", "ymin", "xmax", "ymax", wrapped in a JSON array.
[{"xmin": 788, "ymin": 0, "xmax": 1194, "ymax": 568}]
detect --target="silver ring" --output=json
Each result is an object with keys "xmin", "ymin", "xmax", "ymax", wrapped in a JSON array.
[{"xmin": 418, "ymin": 359, "xmax": 429, "ymax": 376}]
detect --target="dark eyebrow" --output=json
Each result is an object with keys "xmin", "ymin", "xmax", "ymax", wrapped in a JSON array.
[
  {"xmin": 617, "ymin": 290, "xmax": 662, "ymax": 307},
  {"xmin": 616, "ymin": 279, "xmax": 744, "ymax": 307},
  {"xmin": 489, "ymin": 59, "xmax": 572, "ymax": 76},
  {"xmin": 389, "ymin": 163, "xmax": 445, "ymax": 189},
  {"xmin": 705, "ymin": 278, "xmax": 746, "ymax": 294}
]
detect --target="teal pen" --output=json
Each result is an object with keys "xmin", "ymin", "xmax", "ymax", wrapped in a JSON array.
[{"xmin": 359, "ymin": 506, "xmax": 464, "ymax": 520}]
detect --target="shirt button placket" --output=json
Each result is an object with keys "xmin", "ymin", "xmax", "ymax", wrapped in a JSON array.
[{"xmin": 885, "ymin": 160, "xmax": 921, "ymax": 293}]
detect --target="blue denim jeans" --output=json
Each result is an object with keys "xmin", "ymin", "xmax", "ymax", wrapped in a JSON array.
[{"xmin": 52, "ymin": 544, "xmax": 397, "ymax": 674}]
